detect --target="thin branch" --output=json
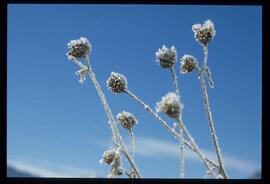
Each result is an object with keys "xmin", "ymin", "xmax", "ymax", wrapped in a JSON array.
[
  {"xmin": 179, "ymin": 127, "xmax": 184, "ymax": 178},
  {"xmin": 69, "ymin": 56, "xmax": 87, "ymax": 70},
  {"xmin": 199, "ymin": 46, "xmax": 228, "ymax": 179},
  {"xmin": 175, "ymin": 117, "xmax": 217, "ymax": 178},
  {"xmin": 170, "ymin": 67, "xmax": 184, "ymax": 178},
  {"xmin": 170, "ymin": 67, "xmax": 180, "ymax": 97},
  {"xmin": 129, "ymin": 129, "xmax": 135, "ymax": 159}
]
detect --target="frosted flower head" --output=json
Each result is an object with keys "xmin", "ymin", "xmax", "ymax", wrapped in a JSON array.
[
  {"xmin": 180, "ymin": 55, "xmax": 198, "ymax": 74},
  {"xmin": 117, "ymin": 111, "xmax": 138, "ymax": 129},
  {"xmin": 155, "ymin": 45, "xmax": 177, "ymax": 68},
  {"xmin": 100, "ymin": 148, "xmax": 122, "ymax": 178},
  {"xmin": 99, "ymin": 149, "xmax": 118, "ymax": 165},
  {"xmin": 106, "ymin": 72, "xmax": 127, "ymax": 94},
  {"xmin": 67, "ymin": 37, "xmax": 91, "ymax": 59},
  {"xmin": 156, "ymin": 92, "xmax": 180, "ymax": 119},
  {"xmin": 192, "ymin": 20, "xmax": 216, "ymax": 46}
]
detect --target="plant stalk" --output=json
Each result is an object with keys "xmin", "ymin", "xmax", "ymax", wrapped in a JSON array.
[
  {"xmin": 170, "ymin": 67, "xmax": 184, "ymax": 178},
  {"xmin": 200, "ymin": 46, "xmax": 228, "ymax": 179},
  {"xmin": 81, "ymin": 56, "xmax": 141, "ymax": 178},
  {"xmin": 129, "ymin": 129, "xmax": 135, "ymax": 159}
]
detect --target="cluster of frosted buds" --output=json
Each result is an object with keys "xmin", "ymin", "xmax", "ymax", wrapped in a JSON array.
[
  {"xmin": 192, "ymin": 20, "xmax": 216, "ymax": 46},
  {"xmin": 155, "ymin": 45, "xmax": 177, "ymax": 68},
  {"xmin": 180, "ymin": 55, "xmax": 198, "ymax": 74},
  {"xmin": 75, "ymin": 68, "xmax": 88, "ymax": 84},
  {"xmin": 156, "ymin": 92, "xmax": 181, "ymax": 119},
  {"xmin": 106, "ymin": 72, "xmax": 128, "ymax": 94},
  {"xmin": 117, "ymin": 111, "xmax": 138, "ymax": 129},
  {"xmin": 67, "ymin": 37, "xmax": 91, "ymax": 59}
]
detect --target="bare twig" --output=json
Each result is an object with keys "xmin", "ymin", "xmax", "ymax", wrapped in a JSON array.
[
  {"xmin": 129, "ymin": 129, "xmax": 135, "ymax": 159},
  {"xmin": 170, "ymin": 67, "xmax": 184, "ymax": 178},
  {"xmin": 199, "ymin": 46, "xmax": 228, "ymax": 179}
]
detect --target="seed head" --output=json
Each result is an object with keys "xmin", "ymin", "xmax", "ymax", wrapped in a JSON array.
[
  {"xmin": 106, "ymin": 72, "xmax": 127, "ymax": 94},
  {"xmin": 99, "ymin": 149, "xmax": 117, "ymax": 165},
  {"xmin": 117, "ymin": 111, "xmax": 138, "ymax": 129},
  {"xmin": 192, "ymin": 20, "xmax": 216, "ymax": 46},
  {"xmin": 156, "ymin": 92, "xmax": 181, "ymax": 119},
  {"xmin": 155, "ymin": 45, "xmax": 177, "ymax": 68},
  {"xmin": 67, "ymin": 37, "xmax": 91, "ymax": 59},
  {"xmin": 180, "ymin": 55, "xmax": 198, "ymax": 74}
]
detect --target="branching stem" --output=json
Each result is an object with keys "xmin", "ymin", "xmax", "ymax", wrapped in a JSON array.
[
  {"xmin": 71, "ymin": 56, "xmax": 141, "ymax": 178},
  {"xmin": 199, "ymin": 46, "xmax": 228, "ymax": 179},
  {"xmin": 124, "ymin": 88, "xmax": 218, "ymax": 178}
]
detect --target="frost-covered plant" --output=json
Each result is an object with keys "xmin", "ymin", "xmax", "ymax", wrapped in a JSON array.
[
  {"xmin": 190, "ymin": 20, "xmax": 228, "ymax": 178},
  {"xmin": 117, "ymin": 111, "xmax": 138, "ymax": 130},
  {"xmin": 66, "ymin": 37, "xmax": 141, "ymax": 178},
  {"xmin": 99, "ymin": 148, "xmax": 118, "ymax": 165},
  {"xmin": 192, "ymin": 20, "xmax": 216, "ymax": 46},
  {"xmin": 180, "ymin": 55, "xmax": 199, "ymax": 74},
  {"xmin": 99, "ymin": 148, "xmax": 123, "ymax": 178},
  {"xmin": 155, "ymin": 45, "xmax": 177, "ymax": 68},
  {"xmin": 67, "ymin": 37, "xmax": 91, "ymax": 59},
  {"xmin": 106, "ymin": 72, "xmax": 128, "ymax": 94},
  {"xmin": 66, "ymin": 19, "xmax": 228, "ymax": 179},
  {"xmin": 117, "ymin": 111, "xmax": 138, "ymax": 160},
  {"xmin": 156, "ymin": 92, "xmax": 181, "ymax": 119}
]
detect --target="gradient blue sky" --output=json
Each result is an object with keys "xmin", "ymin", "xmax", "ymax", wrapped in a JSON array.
[{"xmin": 7, "ymin": 4, "xmax": 262, "ymax": 178}]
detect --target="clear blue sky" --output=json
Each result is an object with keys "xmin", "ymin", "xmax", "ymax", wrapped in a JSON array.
[{"xmin": 7, "ymin": 4, "xmax": 262, "ymax": 179}]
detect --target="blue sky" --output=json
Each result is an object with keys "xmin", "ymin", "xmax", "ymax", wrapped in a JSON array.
[{"xmin": 7, "ymin": 4, "xmax": 262, "ymax": 178}]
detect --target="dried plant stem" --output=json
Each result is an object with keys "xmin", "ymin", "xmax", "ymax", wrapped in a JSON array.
[
  {"xmin": 72, "ymin": 56, "xmax": 141, "ymax": 178},
  {"xmin": 179, "ymin": 127, "xmax": 184, "ymax": 178},
  {"xmin": 170, "ymin": 67, "xmax": 184, "ymax": 178},
  {"xmin": 175, "ymin": 117, "xmax": 216, "ymax": 178},
  {"xmin": 124, "ymin": 89, "xmax": 218, "ymax": 177},
  {"xmin": 129, "ymin": 129, "xmax": 135, "ymax": 176},
  {"xmin": 70, "ymin": 56, "xmax": 87, "ymax": 70},
  {"xmin": 200, "ymin": 46, "xmax": 228, "ymax": 179},
  {"xmin": 170, "ymin": 67, "xmax": 180, "ymax": 97},
  {"xmin": 129, "ymin": 129, "xmax": 135, "ymax": 159}
]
